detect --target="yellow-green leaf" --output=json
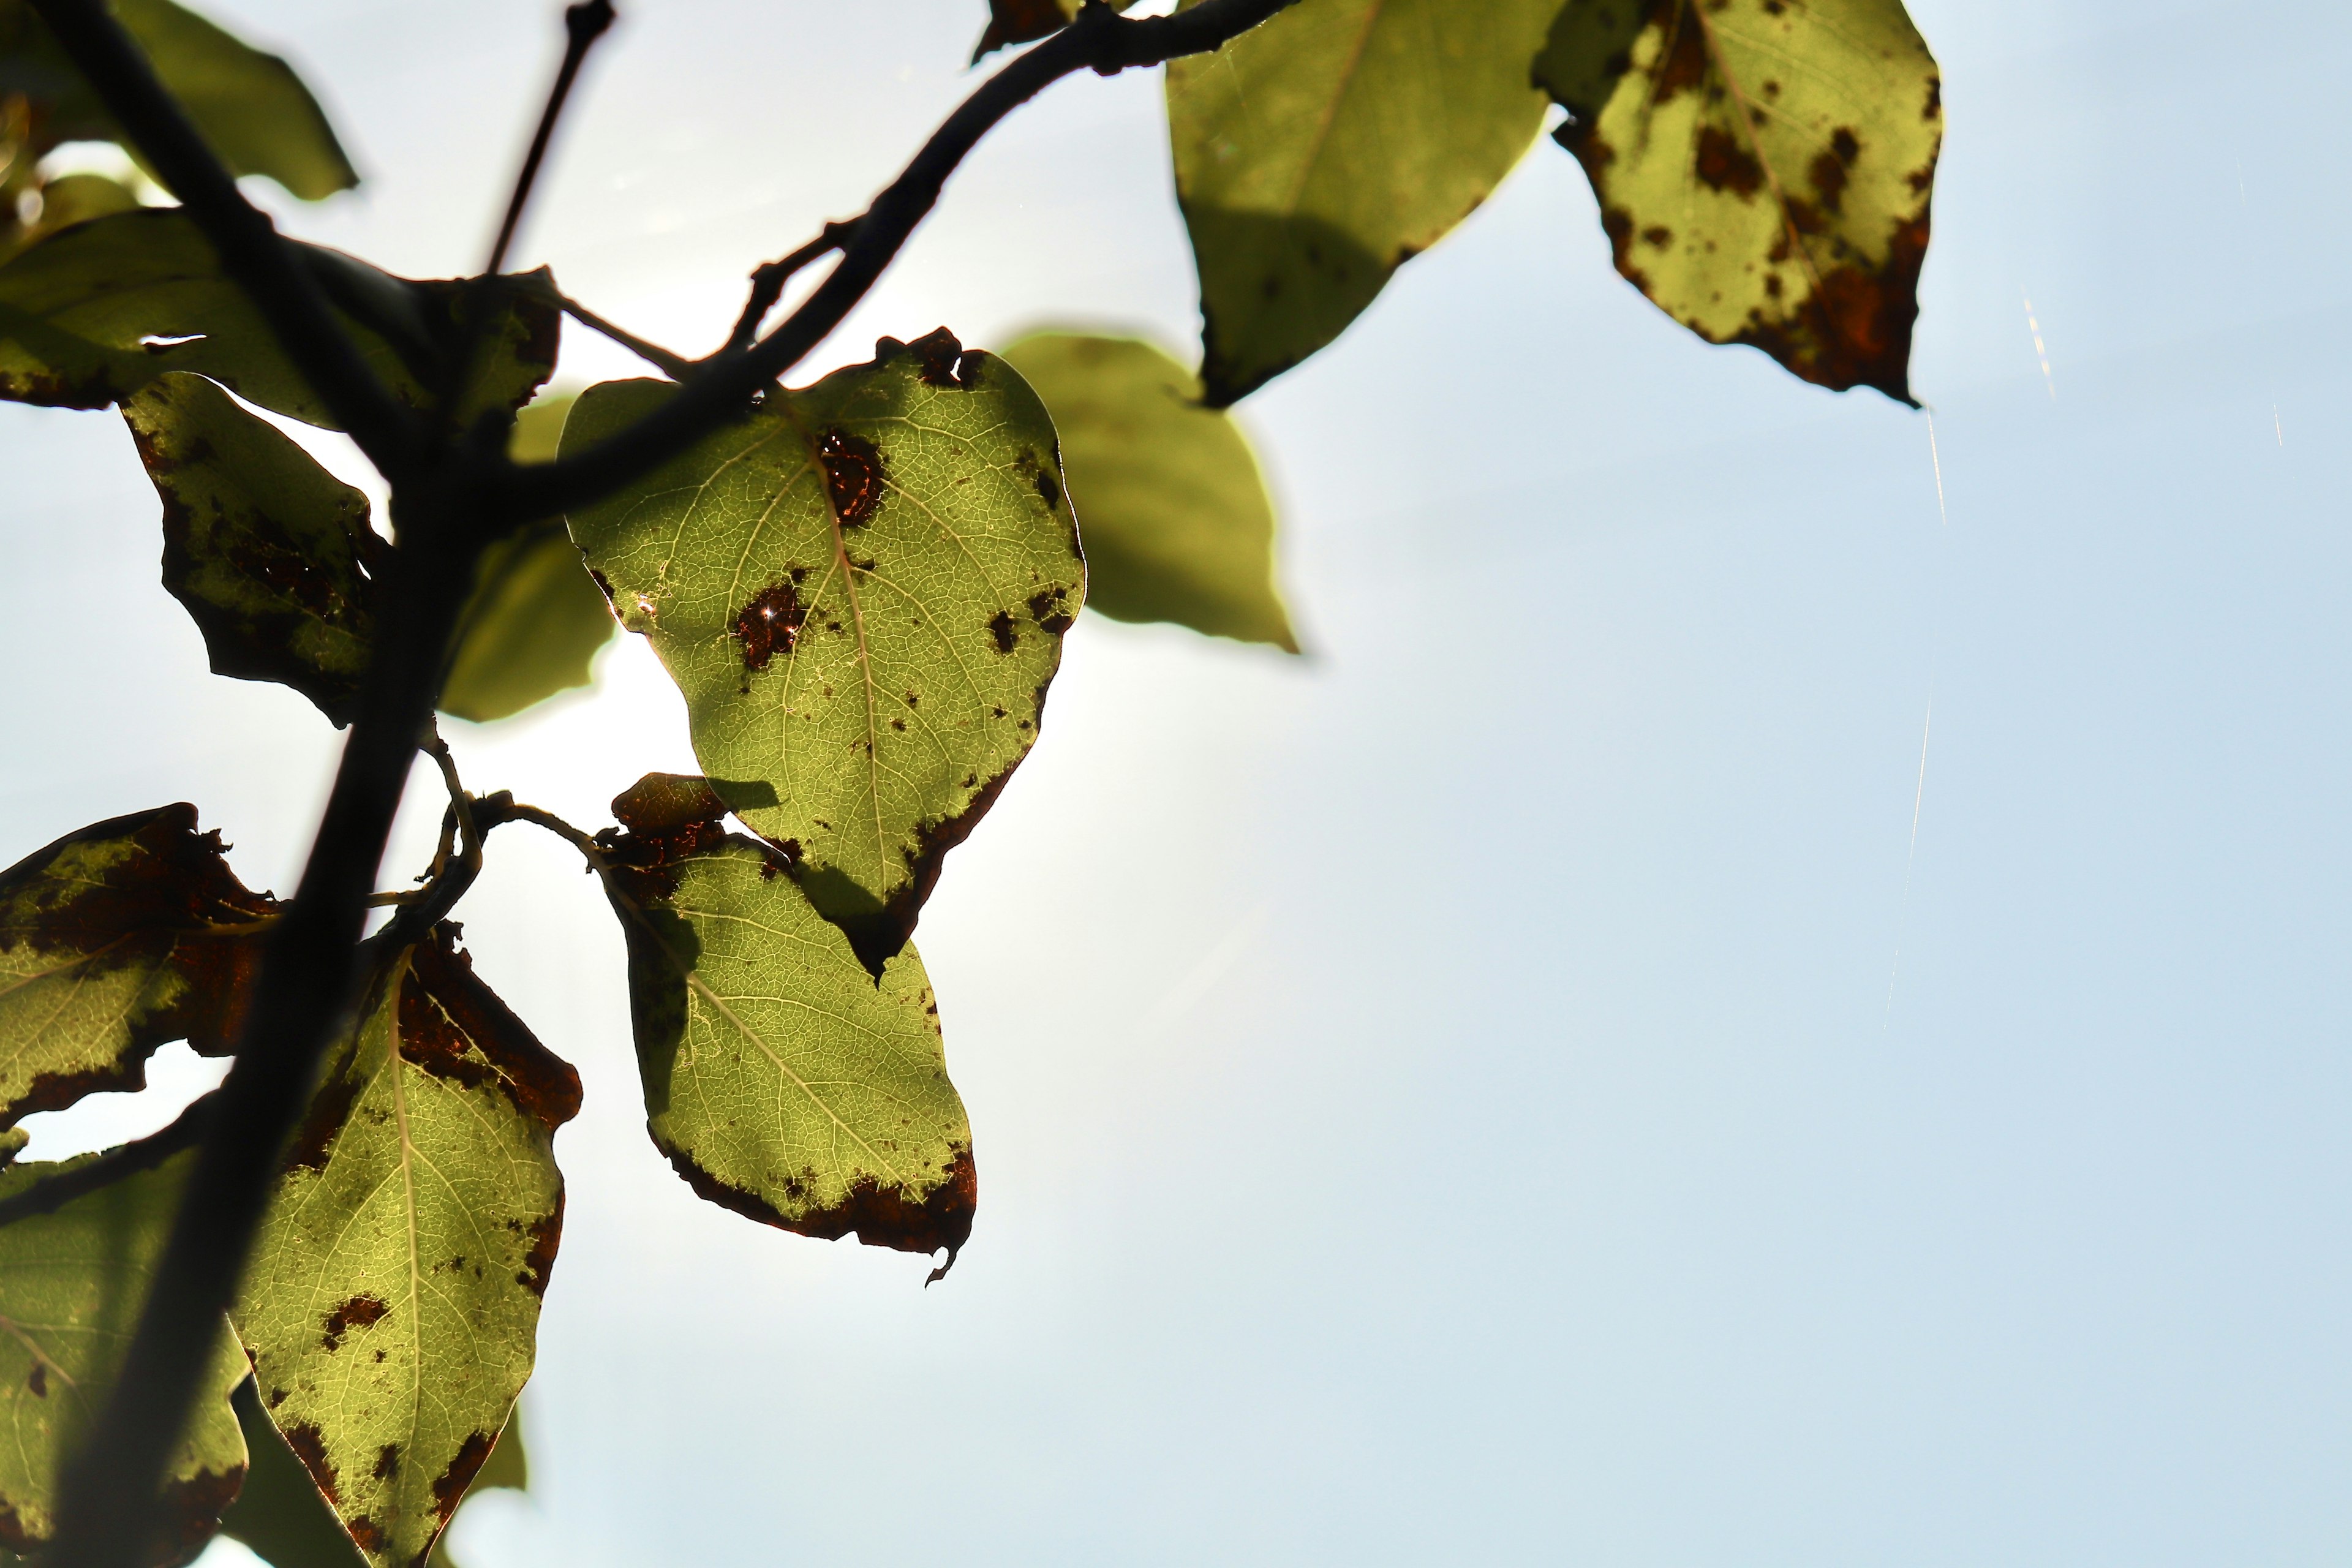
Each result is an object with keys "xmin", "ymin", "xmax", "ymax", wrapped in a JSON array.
[
  {"xmin": 564, "ymin": 330, "xmax": 1082, "ymax": 964},
  {"xmin": 596, "ymin": 775, "xmax": 974, "ymax": 1270},
  {"xmin": 235, "ymin": 932, "xmax": 578, "ymax": 1568},
  {"xmin": 1536, "ymin": 0, "xmax": 1942, "ymax": 401},
  {"xmin": 124, "ymin": 372, "xmax": 383, "ymax": 726},
  {"xmin": 0, "ymin": 1148, "xmax": 249, "ymax": 1564},
  {"xmin": 438, "ymin": 394, "xmax": 616, "ymax": 725},
  {"xmin": 0, "ymin": 211, "xmax": 557, "ymax": 428},
  {"xmin": 1166, "ymin": 0, "xmax": 1560, "ymax": 404},
  {"xmin": 0, "ymin": 804, "xmax": 273, "ymax": 1130},
  {"xmin": 1000, "ymin": 330, "xmax": 1297, "ymax": 651}
]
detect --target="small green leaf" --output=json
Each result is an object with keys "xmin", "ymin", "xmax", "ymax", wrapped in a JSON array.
[
  {"xmin": 564, "ymin": 330, "xmax": 1082, "ymax": 963},
  {"xmin": 19, "ymin": 174, "xmax": 143, "ymax": 250},
  {"xmin": 0, "ymin": 211, "xmax": 558, "ymax": 427},
  {"xmin": 0, "ymin": 804, "xmax": 273, "ymax": 1130},
  {"xmin": 438, "ymin": 395, "xmax": 617, "ymax": 725},
  {"xmin": 1166, "ymin": 0, "xmax": 1561, "ymax": 405},
  {"xmin": 124, "ymin": 371, "xmax": 383, "ymax": 726},
  {"xmin": 0, "ymin": 0, "xmax": 356, "ymax": 202},
  {"xmin": 597, "ymin": 775, "xmax": 974, "ymax": 1270},
  {"xmin": 1000, "ymin": 331, "xmax": 1297, "ymax": 651},
  {"xmin": 1536, "ymin": 0, "xmax": 1942, "ymax": 401},
  {"xmin": 235, "ymin": 930, "xmax": 579, "ymax": 1568},
  {"xmin": 0, "ymin": 1147, "xmax": 250, "ymax": 1564}
]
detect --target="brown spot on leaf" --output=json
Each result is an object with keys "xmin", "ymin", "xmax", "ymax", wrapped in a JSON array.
[
  {"xmin": 433, "ymin": 1431, "xmax": 499, "ymax": 1523},
  {"xmin": 401, "ymin": 933, "xmax": 583, "ymax": 1129},
  {"xmin": 987, "ymin": 611, "xmax": 1017, "ymax": 654},
  {"xmin": 514, "ymin": 1204, "xmax": 564, "ymax": 1297},
  {"xmin": 25, "ymin": 1363, "xmax": 43, "ymax": 1398},
  {"xmin": 905, "ymin": 326, "xmax": 981, "ymax": 389},
  {"xmin": 1032, "ymin": 466, "xmax": 1061, "ymax": 511},
  {"xmin": 372, "ymin": 1444, "xmax": 401, "ymax": 1482},
  {"xmin": 733, "ymin": 579, "xmax": 807, "ymax": 672},
  {"xmin": 281, "ymin": 1421, "xmax": 340, "ymax": 1505},
  {"xmin": 815, "ymin": 429, "xmax": 884, "ymax": 526},
  {"xmin": 322, "ymin": 1292, "xmax": 388, "ymax": 1351},
  {"xmin": 1027, "ymin": 587, "xmax": 1074, "ymax": 636},
  {"xmin": 1694, "ymin": 124, "xmax": 1764, "ymax": 196},
  {"xmin": 656, "ymin": 1137, "xmax": 976, "ymax": 1275}
]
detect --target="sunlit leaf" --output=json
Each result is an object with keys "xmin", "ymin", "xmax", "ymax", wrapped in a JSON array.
[
  {"xmin": 0, "ymin": 0, "xmax": 356, "ymax": 201},
  {"xmin": 564, "ymin": 330, "xmax": 1082, "ymax": 965},
  {"xmin": 1166, "ymin": 0, "xmax": 1561, "ymax": 405},
  {"xmin": 0, "ymin": 1148, "xmax": 249, "ymax": 1564},
  {"xmin": 13, "ymin": 173, "xmax": 142, "ymax": 257},
  {"xmin": 1000, "ymin": 330, "xmax": 1296, "ymax": 650},
  {"xmin": 595, "ymin": 775, "xmax": 974, "ymax": 1270},
  {"xmin": 1536, "ymin": 0, "xmax": 1942, "ymax": 401},
  {"xmin": 124, "ymin": 371, "xmax": 382, "ymax": 726},
  {"xmin": 0, "ymin": 804, "xmax": 272, "ymax": 1130},
  {"xmin": 235, "ymin": 930, "xmax": 578, "ymax": 1568},
  {"xmin": 0, "ymin": 211, "xmax": 557, "ymax": 427},
  {"xmin": 438, "ymin": 394, "xmax": 616, "ymax": 725}
]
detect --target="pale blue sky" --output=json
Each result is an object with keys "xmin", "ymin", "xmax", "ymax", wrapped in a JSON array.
[{"xmin": 7, "ymin": 0, "xmax": 2348, "ymax": 1562}]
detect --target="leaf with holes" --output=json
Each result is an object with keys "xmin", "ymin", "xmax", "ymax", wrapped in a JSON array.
[
  {"xmin": 0, "ymin": 0, "xmax": 356, "ymax": 202},
  {"xmin": 439, "ymin": 394, "xmax": 616, "ymax": 724},
  {"xmin": 1166, "ymin": 0, "xmax": 1561, "ymax": 405},
  {"xmin": 234, "ymin": 930, "xmax": 578, "ymax": 1568},
  {"xmin": 594, "ymin": 774, "xmax": 974, "ymax": 1270},
  {"xmin": 0, "ymin": 804, "xmax": 272, "ymax": 1131},
  {"xmin": 1001, "ymin": 330, "xmax": 1297, "ymax": 650},
  {"xmin": 0, "ymin": 211, "xmax": 558, "ymax": 427},
  {"xmin": 0, "ymin": 1147, "xmax": 251, "ymax": 1564},
  {"xmin": 564, "ymin": 330, "xmax": 1082, "ymax": 963},
  {"xmin": 1536, "ymin": 0, "xmax": 1942, "ymax": 401},
  {"xmin": 124, "ymin": 371, "xmax": 384, "ymax": 726}
]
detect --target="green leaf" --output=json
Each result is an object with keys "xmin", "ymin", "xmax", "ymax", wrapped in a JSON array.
[
  {"xmin": 0, "ymin": 0, "xmax": 356, "ymax": 202},
  {"xmin": 999, "ymin": 330, "xmax": 1297, "ymax": 651},
  {"xmin": 235, "ymin": 930, "xmax": 578, "ymax": 1568},
  {"xmin": 0, "ymin": 210, "xmax": 558, "ymax": 428},
  {"xmin": 1166, "ymin": 0, "xmax": 1561, "ymax": 405},
  {"xmin": 0, "ymin": 804, "xmax": 272, "ymax": 1131},
  {"xmin": 1536, "ymin": 0, "xmax": 1942, "ymax": 402},
  {"xmin": 124, "ymin": 372, "xmax": 383, "ymax": 727},
  {"xmin": 596, "ymin": 775, "xmax": 974, "ymax": 1270},
  {"xmin": 564, "ymin": 330, "xmax": 1082, "ymax": 964},
  {"xmin": 222, "ymin": 1381, "xmax": 527, "ymax": 1568},
  {"xmin": 17, "ymin": 174, "xmax": 143, "ymax": 254},
  {"xmin": 438, "ymin": 395, "xmax": 617, "ymax": 725},
  {"xmin": 0, "ymin": 1147, "xmax": 249, "ymax": 1564}
]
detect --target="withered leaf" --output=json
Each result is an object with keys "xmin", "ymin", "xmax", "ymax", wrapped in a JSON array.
[
  {"xmin": 1537, "ymin": 0, "xmax": 1942, "ymax": 401},
  {"xmin": 124, "ymin": 372, "xmax": 383, "ymax": 727},
  {"xmin": 234, "ymin": 929, "xmax": 578, "ymax": 1568},
  {"xmin": 564, "ymin": 330, "xmax": 1082, "ymax": 967},
  {"xmin": 0, "ymin": 1147, "xmax": 250, "ymax": 1564},
  {"xmin": 595, "ymin": 775, "xmax": 974, "ymax": 1273},
  {"xmin": 0, "ymin": 803, "xmax": 273, "ymax": 1130}
]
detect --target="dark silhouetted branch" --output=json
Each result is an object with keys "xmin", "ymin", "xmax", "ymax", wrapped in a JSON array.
[
  {"xmin": 719, "ymin": 220, "xmax": 856, "ymax": 357},
  {"xmin": 560, "ymin": 291, "xmax": 695, "ymax": 380},
  {"xmin": 487, "ymin": 0, "xmax": 617, "ymax": 275}
]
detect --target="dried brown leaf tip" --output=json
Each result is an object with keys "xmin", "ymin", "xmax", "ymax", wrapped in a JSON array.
[{"xmin": 401, "ymin": 930, "xmax": 582, "ymax": 1134}]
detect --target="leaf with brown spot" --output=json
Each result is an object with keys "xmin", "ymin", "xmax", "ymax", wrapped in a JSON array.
[
  {"xmin": 233, "ymin": 929, "xmax": 578, "ymax": 1568},
  {"xmin": 564, "ymin": 330, "xmax": 1082, "ymax": 965},
  {"xmin": 0, "ymin": 1147, "xmax": 249, "ymax": 1564},
  {"xmin": 594, "ymin": 779, "xmax": 975, "ymax": 1273},
  {"xmin": 0, "ymin": 803, "xmax": 273, "ymax": 1131},
  {"xmin": 1537, "ymin": 0, "xmax": 1943, "ymax": 401},
  {"xmin": 124, "ymin": 372, "xmax": 384, "ymax": 726}
]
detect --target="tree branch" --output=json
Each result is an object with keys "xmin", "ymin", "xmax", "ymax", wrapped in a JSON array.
[
  {"xmin": 510, "ymin": 0, "xmax": 1300, "ymax": 518},
  {"xmin": 487, "ymin": 0, "xmax": 617, "ymax": 276},
  {"xmin": 26, "ymin": 0, "xmax": 423, "ymax": 481},
  {"xmin": 0, "ymin": 1092, "xmax": 219, "ymax": 1230},
  {"xmin": 717, "ymin": 221, "xmax": 856, "ymax": 358},
  {"xmin": 559, "ymin": 291, "xmax": 695, "ymax": 380}
]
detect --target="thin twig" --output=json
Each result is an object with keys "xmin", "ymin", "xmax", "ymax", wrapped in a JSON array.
[
  {"xmin": 560, "ymin": 292, "xmax": 695, "ymax": 380},
  {"xmin": 26, "ymin": 0, "xmax": 422, "ymax": 479},
  {"xmin": 718, "ymin": 221, "xmax": 856, "ymax": 358},
  {"xmin": 487, "ymin": 0, "xmax": 617, "ymax": 275},
  {"xmin": 510, "ymin": 0, "xmax": 1301, "ymax": 518},
  {"xmin": 0, "ymin": 1092, "xmax": 219, "ymax": 1229}
]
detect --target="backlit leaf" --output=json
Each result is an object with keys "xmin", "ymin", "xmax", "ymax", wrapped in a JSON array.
[
  {"xmin": 439, "ymin": 394, "xmax": 616, "ymax": 724},
  {"xmin": 0, "ymin": 0, "xmax": 356, "ymax": 202},
  {"xmin": 1166, "ymin": 0, "xmax": 1560, "ymax": 405},
  {"xmin": 595, "ymin": 775, "xmax": 974, "ymax": 1270},
  {"xmin": 564, "ymin": 330, "xmax": 1082, "ymax": 964},
  {"xmin": 1000, "ymin": 330, "xmax": 1296, "ymax": 650},
  {"xmin": 0, "ymin": 1148, "xmax": 249, "ymax": 1564},
  {"xmin": 235, "ymin": 930, "xmax": 578, "ymax": 1568},
  {"xmin": 1536, "ymin": 0, "xmax": 1942, "ymax": 401},
  {"xmin": 0, "ymin": 211, "xmax": 558, "ymax": 428},
  {"xmin": 0, "ymin": 804, "xmax": 272, "ymax": 1130},
  {"xmin": 124, "ymin": 371, "xmax": 382, "ymax": 726}
]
